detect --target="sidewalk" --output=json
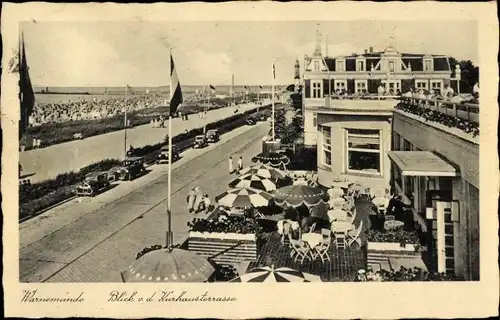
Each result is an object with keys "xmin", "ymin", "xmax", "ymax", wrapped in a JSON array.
[{"xmin": 20, "ymin": 100, "xmax": 270, "ymax": 183}]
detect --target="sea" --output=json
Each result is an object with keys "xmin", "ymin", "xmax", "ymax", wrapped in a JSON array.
[{"xmin": 34, "ymin": 85, "xmax": 272, "ymax": 104}]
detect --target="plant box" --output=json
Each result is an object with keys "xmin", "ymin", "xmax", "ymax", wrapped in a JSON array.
[
  {"xmin": 188, "ymin": 231, "xmax": 257, "ymax": 265},
  {"xmin": 368, "ymin": 241, "xmax": 420, "ymax": 257}
]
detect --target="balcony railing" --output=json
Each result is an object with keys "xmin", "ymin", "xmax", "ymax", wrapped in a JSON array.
[
  {"xmin": 396, "ymin": 96, "xmax": 479, "ymax": 137},
  {"xmin": 400, "ymin": 96, "xmax": 479, "ymax": 123}
]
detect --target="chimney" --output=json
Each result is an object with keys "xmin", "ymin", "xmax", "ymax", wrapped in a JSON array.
[
  {"xmin": 369, "ymin": 46, "xmax": 374, "ymax": 53},
  {"xmin": 364, "ymin": 49, "xmax": 368, "ymax": 54}
]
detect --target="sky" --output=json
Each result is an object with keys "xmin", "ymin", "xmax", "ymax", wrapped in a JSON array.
[{"xmin": 22, "ymin": 20, "xmax": 478, "ymax": 87}]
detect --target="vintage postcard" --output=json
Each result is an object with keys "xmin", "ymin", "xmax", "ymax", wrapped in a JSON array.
[{"xmin": 1, "ymin": 1, "xmax": 499, "ymax": 318}]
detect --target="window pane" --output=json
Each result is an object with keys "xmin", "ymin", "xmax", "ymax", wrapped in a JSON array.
[
  {"xmin": 348, "ymin": 151, "xmax": 380, "ymax": 172},
  {"xmin": 323, "ymin": 150, "xmax": 331, "ymax": 165},
  {"xmin": 347, "ymin": 129, "xmax": 379, "ymax": 135}
]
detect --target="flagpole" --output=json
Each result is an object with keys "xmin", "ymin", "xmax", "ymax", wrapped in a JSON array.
[
  {"xmin": 124, "ymin": 85, "xmax": 128, "ymax": 159},
  {"xmin": 167, "ymin": 50, "xmax": 173, "ymax": 248},
  {"xmin": 272, "ymin": 58, "xmax": 275, "ymax": 141}
]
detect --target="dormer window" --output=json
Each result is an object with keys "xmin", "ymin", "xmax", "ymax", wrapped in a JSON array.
[
  {"xmin": 389, "ymin": 61, "xmax": 395, "ymax": 72},
  {"xmin": 357, "ymin": 60, "xmax": 365, "ymax": 72},
  {"xmin": 336, "ymin": 58, "xmax": 345, "ymax": 72},
  {"xmin": 423, "ymin": 56, "xmax": 433, "ymax": 71}
]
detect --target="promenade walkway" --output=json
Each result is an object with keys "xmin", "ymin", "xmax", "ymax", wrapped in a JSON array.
[{"xmin": 20, "ymin": 100, "xmax": 269, "ymax": 183}]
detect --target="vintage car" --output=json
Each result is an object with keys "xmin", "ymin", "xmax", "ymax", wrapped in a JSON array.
[
  {"xmin": 205, "ymin": 129, "xmax": 220, "ymax": 143},
  {"xmin": 157, "ymin": 144, "xmax": 180, "ymax": 163},
  {"xmin": 246, "ymin": 117, "xmax": 256, "ymax": 125},
  {"xmin": 193, "ymin": 135, "xmax": 208, "ymax": 149},
  {"xmin": 115, "ymin": 156, "xmax": 146, "ymax": 180},
  {"xmin": 75, "ymin": 172, "xmax": 111, "ymax": 197}
]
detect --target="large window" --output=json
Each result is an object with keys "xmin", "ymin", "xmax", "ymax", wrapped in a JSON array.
[
  {"xmin": 312, "ymin": 81, "xmax": 322, "ymax": 98},
  {"xmin": 346, "ymin": 129, "xmax": 381, "ymax": 175},
  {"xmin": 355, "ymin": 80, "xmax": 367, "ymax": 94},
  {"xmin": 322, "ymin": 126, "xmax": 332, "ymax": 166}
]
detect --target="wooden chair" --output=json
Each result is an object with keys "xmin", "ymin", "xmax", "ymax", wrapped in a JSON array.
[
  {"xmin": 347, "ymin": 220, "xmax": 364, "ymax": 247},
  {"xmin": 321, "ymin": 228, "xmax": 332, "ymax": 239},
  {"xmin": 290, "ymin": 240, "xmax": 311, "ymax": 264},
  {"xmin": 334, "ymin": 233, "xmax": 346, "ymax": 250},
  {"xmin": 315, "ymin": 237, "xmax": 331, "ymax": 263}
]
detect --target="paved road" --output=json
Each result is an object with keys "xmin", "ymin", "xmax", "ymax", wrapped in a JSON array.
[
  {"xmin": 20, "ymin": 122, "xmax": 270, "ymax": 282},
  {"xmin": 20, "ymin": 100, "xmax": 269, "ymax": 183}
]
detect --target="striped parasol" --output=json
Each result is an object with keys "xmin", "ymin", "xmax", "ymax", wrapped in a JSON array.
[
  {"xmin": 273, "ymin": 185, "xmax": 330, "ymax": 208},
  {"xmin": 229, "ymin": 265, "xmax": 321, "ymax": 282},
  {"xmin": 238, "ymin": 164, "xmax": 286, "ymax": 180},
  {"xmin": 215, "ymin": 188, "xmax": 273, "ymax": 208},
  {"xmin": 252, "ymin": 152, "xmax": 290, "ymax": 169},
  {"xmin": 229, "ymin": 174, "xmax": 277, "ymax": 192},
  {"xmin": 121, "ymin": 248, "xmax": 214, "ymax": 283}
]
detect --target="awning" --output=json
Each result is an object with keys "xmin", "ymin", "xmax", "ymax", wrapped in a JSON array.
[{"xmin": 388, "ymin": 151, "xmax": 459, "ymax": 177}]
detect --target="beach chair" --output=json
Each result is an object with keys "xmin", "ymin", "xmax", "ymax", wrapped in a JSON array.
[
  {"xmin": 290, "ymin": 240, "xmax": 311, "ymax": 264},
  {"xmin": 348, "ymin": 208, "xmax": 358, "ymax": 224},
  {"xmin": 347, "ymin": 220, "xmax": 364, "ymax": 247},
  {"xmin": 321, "ymin": 228, "xmax": 332, "ymax": 239}
]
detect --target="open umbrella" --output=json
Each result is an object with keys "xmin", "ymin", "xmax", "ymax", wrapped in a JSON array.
[
  {"xmin": 229, "ymin": 174, "xmax": 277, "ymax": 192},
  {"xmin": 239, "ymin": 164, "xmax": 287, "ymax": 180},
  {"xmin": 252, "ymin": 152, "xmax": 290, "ymax": 169},
  {"xmin": 273, "ymin": 185, "xmax": 329, "ymax": 208},
  {"xmin": 229, "ymin": 265, "xmax": 321, "ymax": 282},
  {"xmin": 215, "ymin": 188, "xmax": 272, "ymax": 208},
  {"xmin": 121, "ymin": 248, "xmax": 214, "ymax": 283}
]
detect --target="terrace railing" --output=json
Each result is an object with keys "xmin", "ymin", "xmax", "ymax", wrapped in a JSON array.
[{"xmin": 400, "ymin": 96, "xmax": 479, "ymax": 123}]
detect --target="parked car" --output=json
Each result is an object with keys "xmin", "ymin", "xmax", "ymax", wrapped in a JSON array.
[
  {"xmin": 75, "ymin": 172, "xmax": 110, "ymax": 197},
  {"xmin": 205, "ymin": 129, "xmax": 220, "ymax": 143},
  {"xmin": 157, "ymin": 145, "xmax": 180, "ymax": 163},
  {"xmin": 193, "ymin": 135, "xmax": 208, "ymax": 149},
  {"xmin": 246, "ymin": 117, "xmax": 256, "ymax": 125},
  {"xmin": 116, "ymin": 156, "xmax": 146, "ymax": 180}
]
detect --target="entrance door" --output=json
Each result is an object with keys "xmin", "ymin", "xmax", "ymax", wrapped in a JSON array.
[{"xmin": 426, "ymin": 191, "xmax": 457, "ymax": 275}]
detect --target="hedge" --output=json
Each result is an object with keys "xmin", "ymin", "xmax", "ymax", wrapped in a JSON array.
[{"xmin": 20, "ymin": 105, "xmax": 271, "ymax": 221}]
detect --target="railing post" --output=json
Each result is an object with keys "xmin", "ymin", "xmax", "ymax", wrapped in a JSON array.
[
  {"xmin": 452, "ymin": 103, "xmax": 458, "ymax": 118},
  {"xmin": 466, "ymin": 105, "xmax": 470, "ymax": 121}
]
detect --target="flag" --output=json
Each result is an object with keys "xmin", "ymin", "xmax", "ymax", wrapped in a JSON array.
[
  {"xmin": 209, "ymin": 84, "xmax": 216, "ymax": 91},
  {"xmin": 19, "ymin": 34, "xmax": 35, "ymax": 138},
  {"xmin": 169, "ymin": 53, "xmax": 183, "ymax": 116},
  {"xmin": 259, "ymin": 85, "xmax": 263, "ymax": 89}
]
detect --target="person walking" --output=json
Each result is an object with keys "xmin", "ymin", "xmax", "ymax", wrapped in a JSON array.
[
  {"xmin": 178, "ymin": 111, "xmax": 183, "ymax": 121},
  {"xmin": 228, "ymin": 156, "xmax": 234, "ymax": 174},
  {"xmin": 187, "ymin": 187, "xmax": 196, "ymax": 213},
  {"xmin": 193, "ymin": 186, "xmax": 203, "ymax": 214},
  {"xmin": 203, "ymin": 194, "xmax": 212, "ymax": 212},
  {"xmin": 237, "ymin": 156, "xmax": 243, "ymax": 173}
]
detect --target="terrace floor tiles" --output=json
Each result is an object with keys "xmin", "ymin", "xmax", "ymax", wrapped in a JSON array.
[{"xmin": 248, "ymin": 232, "xmax": 366, "ymax": 282}]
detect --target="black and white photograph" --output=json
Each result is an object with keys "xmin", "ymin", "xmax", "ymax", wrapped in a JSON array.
[{"xmin": 2, "ymin": 2, "xmax": 498, "ymax": 319}]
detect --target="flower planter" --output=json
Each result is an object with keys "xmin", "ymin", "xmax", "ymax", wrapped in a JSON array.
[
  {"xmin": 368, "ymin": 241, "xmax": 421, "ymax": 256},
  {"xmin": 188, "ymin": 231, "xmax": 257, "ymax": 266}
]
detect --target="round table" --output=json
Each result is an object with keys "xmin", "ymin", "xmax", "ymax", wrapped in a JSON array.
[
  {"xmin": 302, "ymin": 233, "xmax": 323, "ymax": 249},
  {"xmin": 384, "ymin": 220, "xmax": 404, "ymax": 230}
]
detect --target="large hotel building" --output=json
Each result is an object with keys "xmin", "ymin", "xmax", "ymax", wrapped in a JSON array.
[{"xmin": 298, "ymin": 37, "xmax": 479, "ymax": 280}]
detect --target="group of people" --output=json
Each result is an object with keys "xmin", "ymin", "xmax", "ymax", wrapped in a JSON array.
[
  {"xmin": 187, "ymin": 186, "xmax": 213, "ymax": 214},
  {"xmin": 151, "ymin": 116, "xmax": 166, "ymax": 128},
  {"xmin": 402, "ymin": 82, "xmax": 480, "ymax": 104},
  {"xmin": 228, "ymin": 156, "xmax": 244, "ymax": 175},
  {"xmin": 29, "ymin": 93, "xmax": 166, "ymax": 126}
]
